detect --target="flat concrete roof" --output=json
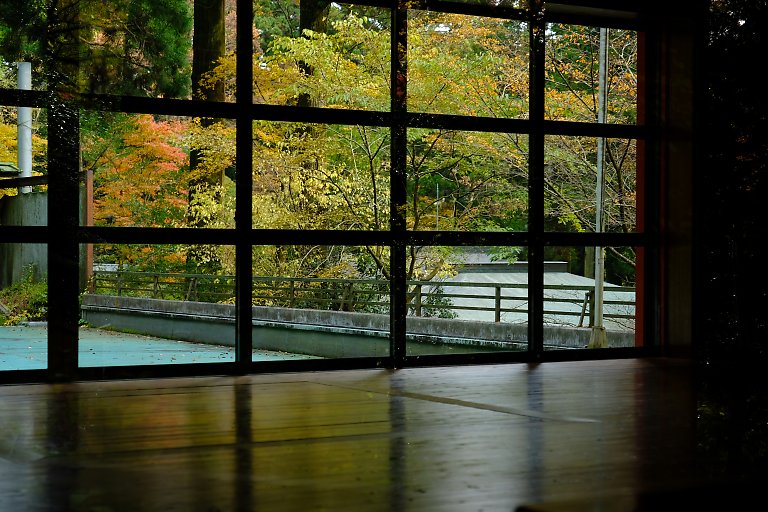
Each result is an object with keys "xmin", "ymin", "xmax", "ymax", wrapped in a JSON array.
[{"xmin": 0, "ymin": 324, "xmax": 317, "ymax": 371}]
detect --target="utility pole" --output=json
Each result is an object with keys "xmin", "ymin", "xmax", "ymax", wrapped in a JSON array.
[
  {"xmin": 588, "ymin": 28, "xmax": 609, "ymax": 349},
  {"xmin": 17, "ymin": 62, "xmax": 32, "ymax": 194}
]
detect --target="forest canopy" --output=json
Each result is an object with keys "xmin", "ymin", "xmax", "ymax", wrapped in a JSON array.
[{"xmin": 0, "ymin": 1, "xmax": 638, "ymax": 293}]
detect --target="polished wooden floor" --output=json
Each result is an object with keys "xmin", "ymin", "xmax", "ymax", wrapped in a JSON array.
[{"xmin": 0, "ymin": 358, "xmax": 764, "ymax": 511}]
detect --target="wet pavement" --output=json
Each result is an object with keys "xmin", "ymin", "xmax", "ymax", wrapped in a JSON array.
[{"xmin": 0, "ymin": 324, "xmax": 317, "ymax": 370}]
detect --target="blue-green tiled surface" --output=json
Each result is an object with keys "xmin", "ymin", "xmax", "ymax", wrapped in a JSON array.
[{"xmin": 0, "ymin": 325, "xmax": 317, "ymax": 371}]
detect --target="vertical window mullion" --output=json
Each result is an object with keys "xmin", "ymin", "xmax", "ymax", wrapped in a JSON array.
[
  {"xmin": 235, "ymin": 0, "xmax": 254, "ymax": 367},
  {"xmin": 45, "ymin": 0, "xmax": 82, "ymax": 380},
  {"xmin": 528, "ymin": 1, "xmax": 546, "ymax": 358},
  {"xmin": 46, "ymin": 100, "xmax": 81, "ymax": 380},
  {"xmin": 390, "ymin": 2, "xmax": 408, "ymax": 368},
  {"xmin": 638, "ymin": 27, "xmax": 661, "ymax": 349}
]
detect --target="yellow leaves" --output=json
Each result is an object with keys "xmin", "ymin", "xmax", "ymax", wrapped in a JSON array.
[
  {"xmin": 186, "ymin": 118, "xmax": 236, "ymax": 183},
  {"xmin": 187, "ymin": 183, "xmax": 234, "ymax": 230},
  {"xmin": 202, "ymin": 53, "xmax": 237, "ymax": 99},
  {"xmin": 201, "ymin": 48, "xmax": 305, "ymax": 105},
  {"xmin": 253, "ymin": 121, "xmax": 288, "ymax": 150},
  {"xmin": 545, "ymin": 26, "xmax": 637, "ymax": 124},
  {"xmin": 0, "ymin": 123, "xmax": 18, "ymax": 164},
  {"xmin": 267, "ymin": 14, "xmax": 391, "ymax": 111},
  {"xmin": 316, "ymin": 260, "xmax": 360, "ymax": 280},
  {"xmin": 0, "ymin": 119, "xmax": 47, "ymax": 168},
  {"xmin": 252, "ymin": 194, "xmax": 297, "ymax": 230},
  {"xmin": 407, "ymin": 13, "xmax": 532, "ymax": 118},
  {"xmin": 557, "ymin": 212, "xmax": 584, "ymax": 232},
  {"xmin": 0, "ymin": 119, "xmax": 48, "ymax": 200},
  {"xmin": 250, "ymin": 121, "xmax": 392, "ymax": 233}
]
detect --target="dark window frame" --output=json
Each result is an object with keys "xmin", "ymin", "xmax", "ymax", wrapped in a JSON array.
[{"xmin": 0, "ymin": 0, "xmax": 670, "ymax": 383}]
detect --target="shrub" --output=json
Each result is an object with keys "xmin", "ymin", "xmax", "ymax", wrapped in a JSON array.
[{"xmin": 0, "ymin": 268, "xmax": 48, "ymax": 325}]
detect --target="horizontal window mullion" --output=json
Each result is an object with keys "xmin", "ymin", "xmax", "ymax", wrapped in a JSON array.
[
  {"xmin": 407, "ymin": 113, "xmax": 533, "ymax": 134},
  {"xmin": 250, "ymin": 105, "xmax": 392, "ymax": 127},
  {"xmin": 411, "ymin": 0, "xmax": 528, "ymax": 21},
  {"xmin": 544, "ymin": 6, "xmax": 649, "ymax": 31},
  {"xmin": 78, "ymin": 227, "xmax": 400, "ymax": 246},
  {"xmin": 544, "ymin": 120, "xmax": 647, "ymax": 139},
  {"xmin": 76, "ymin": 229, "xmax": 647, "ymax": 247},
  {"xmin": 73, "ymin": 229, "xmax": 654, "ymax": 249},
  {"xmin": 70, "ymin": 95, "xmax": 241, "ymax": 119},
  {"xmin": 403, "ymin": 1, "xmax": 647, "ymax": 30},
  {"xmin": 78, "ymin": 227, "xmax": 238, "ymax": 245},
  {"xmin": 249, "ymin": 230, "xmax": 396, "ymax": 246},
  {"xmin": 58, "ymin": 98, "xmax": 649, "ymax": 138},
  {"xmin": 0, "ymin": 88, "xmax": 48, "ymax": 108},
  {"xmin": 0, "ymin": 226, "xmax": 50, "ymax": 242},
  {"xmin": 406, "ymin": 231, "xmax": 532, "ymax": 246}
]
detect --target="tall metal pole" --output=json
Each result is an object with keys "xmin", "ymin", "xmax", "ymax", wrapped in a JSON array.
[
  {"xmin": 16, "ymin": 62, "xmax": 33, "ymax": 194},
  {"xmin": 589, "ymin": 28, "xmax": 609, "ymax": 349}
]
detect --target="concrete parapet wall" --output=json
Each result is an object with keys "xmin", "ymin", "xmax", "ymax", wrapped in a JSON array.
[{"xmin": 81, "ymin": 295, "xmax": 634, "ymax": 357}]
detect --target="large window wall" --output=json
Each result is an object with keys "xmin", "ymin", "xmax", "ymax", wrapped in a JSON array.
[{"xmin": 0, "ymin": 1, "xmax": 667, "ymax": 381}]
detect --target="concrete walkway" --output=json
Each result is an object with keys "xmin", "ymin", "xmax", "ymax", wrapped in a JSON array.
[{"xmin": 0, "ymin": 324, "xmax": 317, "ymax": 371}]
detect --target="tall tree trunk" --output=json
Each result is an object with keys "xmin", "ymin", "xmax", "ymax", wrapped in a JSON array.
[
  {"xmin": 286, "ymin": 0, "xmax": 332, "ymax": 236},
  {"xmin": 297, "ymin": 0, "xmax": 330, "ymax": 108},
  {"xmin": 192, "ymin": 0, "xmax": 226, "ymax": 104},
  {"xmin": 188, "ymin": 0, "xmax": 225, "ymax": 271}
]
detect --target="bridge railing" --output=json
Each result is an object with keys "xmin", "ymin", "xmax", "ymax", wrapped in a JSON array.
[{"xmin": 89, "ymin": 270, "xmax": 635, "ymax": 329}]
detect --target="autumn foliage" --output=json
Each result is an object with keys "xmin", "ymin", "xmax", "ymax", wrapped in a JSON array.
[
  {"xmin": 87, "ymin": 114, "xmax": 189, "ymax": 227},
  {"xmin": 1, "ymin": 5, "xmax": 638, "ymax": 287}
]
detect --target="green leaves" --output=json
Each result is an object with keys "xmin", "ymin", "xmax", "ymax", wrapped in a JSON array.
[{"xmin": 269, "ymin": 13, "xmax": 390, "ymax": 110}]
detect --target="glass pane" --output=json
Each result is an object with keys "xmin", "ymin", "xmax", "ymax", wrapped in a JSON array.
[
  {"xmin": 545, "ymin": 24, "xmax": 638, "ymax": 124},
  {"xmin": 0, "ymin": 243, "xmax": 47, "ymax": 370},
  {"xmin": 80, "ymin": 243, "xmax": 237, "ymax": 367},
  {"xmin": 406, "ymin": 245, "xmax": 527, "ymax": 356},
  {"xmin": 544, "ymin": 136, "xmax": 637, "ymax": 233},
  {"xmin": 252, "ymin": 245, "xmax": 390, "ymax": 360},
  {"xmin": 75, "ymin": 0, "xmax": 210, "ymax": 100},
  {"xmin": 253, "ymin": 123, "xmax": 389, "ymax": 230},
  {"xmin": 407, "ymin": 129, "xmax": 528, "ymax": 232},
  {"xmin": 0, "ymin": 31, "xmax": 46, "ymax": 91},
  {"xmin": 0, "ymin": 104, "xmax": 47, "ymax": 219},
  {"xmin": 253, "ymin": 3, "xmax": 390, "ymax": 109},
  {"xmin": 82, "ymin": 112, "xmax": 235, "ymax": 229},
  {"xmin": 543, "ymin": 245, "xmax": 637, "ymax": 350},
  {"xmin": 409, "ymin": 11, "xmax": 529, "ymax": 118}
]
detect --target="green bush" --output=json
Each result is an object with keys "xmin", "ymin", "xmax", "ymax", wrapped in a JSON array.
[{"xmin": 0, "ymin": 270, "xmax": 48, "ymax": 325}]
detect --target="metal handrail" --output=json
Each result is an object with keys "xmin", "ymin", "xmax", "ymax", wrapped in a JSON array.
[{"xmin": 88, "ymin": 270, "xmax": 635, "ymax": 326}]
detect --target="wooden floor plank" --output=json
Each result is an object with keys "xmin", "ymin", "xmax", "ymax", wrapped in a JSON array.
[{"xmin": 0, "ymin": 358, "xmax": 764, "ymax": 511}]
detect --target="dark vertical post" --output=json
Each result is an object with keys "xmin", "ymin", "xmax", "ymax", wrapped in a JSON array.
[
  {"xmin": 47, "ymin": 100, "xmax": 81, "ymax": 381},
  {"xmin": 635, "ymin": 27, "xmax": 653, "ymax": 350},
  {"xmin": 235, "ymin": 0, "xmax": 254, "ymax": 369},
  {"xmin": 46, "ymin": 0, "xmax": 82, "ymax": 381},
  {"xmin": 390, "ymin": 2, "xmax": 408, "ymax": 368},
  {"xmin": 528, "ymin": 0, "xmax": 546, "ymax": 359}
]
